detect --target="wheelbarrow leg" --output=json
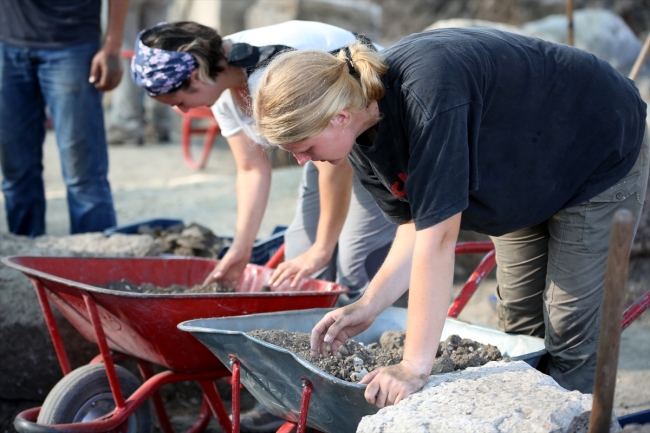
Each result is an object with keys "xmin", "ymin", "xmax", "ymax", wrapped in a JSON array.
[
  {"xmin": 30, "ymin": 277, "xmax": 72, "ymax": 375},
  {"xmin": 83, "ymin": 293, "xmax": 126, "ymax": 410},
  {"xmin": 589, "ymin": 210, "xmax": 635, "ymax": 433},
  {"xmin": 197, "ymin": 379, "xmax": 231, "ymax": 433},
  {"xmin": 296, "ymin": 378, "xmax": 313, "ymax": 433},
  {"xmin": 274, "ymin": 378, "xmax": 315, "ymax": 433},
  {"xmin": 229, "ymin": 356, "xmax": 241, "ymax": 433}
]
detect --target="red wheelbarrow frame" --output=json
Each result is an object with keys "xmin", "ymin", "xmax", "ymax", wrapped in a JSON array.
[
  {"xmin": 241, "ymin": 241, "xmax": 650, "ymax": 433},
  {"xmin": 8, "ymin": 255, "xmax": 346, "ymax": 433}
]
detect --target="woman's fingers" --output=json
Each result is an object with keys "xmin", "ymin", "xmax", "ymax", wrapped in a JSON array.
[
  {"xmin": 202, "ymin": 264, "xmax": 225, "ymax": 286},
  {"xmin": 269, "ymin": 262, "xmax": 297, "ymax": 287},
  {"xmin": 310, "ymin": 312, "xmax": 338, "ymax": 357},
  {"xmin": 360, "ymin": 368, "xmax": 380, "ymax": 385},
  {"xmin": 363, "ymin": 369, "xmax": 382, "ymax": 404},
  {"xmin": 361, "ymin": 363, "xmax": 429, "ymax": 407}
]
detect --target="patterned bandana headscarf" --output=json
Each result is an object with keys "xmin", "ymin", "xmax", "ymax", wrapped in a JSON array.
[{"xmin": 131, "ymin": 23, "xmax": 198, "ymax": 96}]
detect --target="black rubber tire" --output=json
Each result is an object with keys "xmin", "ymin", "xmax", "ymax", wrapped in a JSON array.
[{"xmin": 37, "ymin": 364, "xmax": 153, "ymax": 433}]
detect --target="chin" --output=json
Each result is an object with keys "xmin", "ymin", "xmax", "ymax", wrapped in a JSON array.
[{"xmin": 328, "ymin": 158, "xmax": 345, "ymax": 165}]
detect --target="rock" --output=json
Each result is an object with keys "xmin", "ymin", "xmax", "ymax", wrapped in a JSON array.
[
  {"xmin": 431, "ymin": 355, "xmax": 455, "ymax": 374},
  {"xmin": 379, "ymin": 330, "xmax": 405, "ymax": 350},
  {"xmin": 520, "ymin": 9, "xmax": 645, "ymax": 75},
  {"xmin": 424, "ymin": 18, "xmax": 522, "ymax": 34},
  {"xmin": 357, "ymin": 361, "xmax": 622, "ymax": 433},
  {"xmin": 246, "ymin": 0, "xmax": 382, "ymax": 43}
]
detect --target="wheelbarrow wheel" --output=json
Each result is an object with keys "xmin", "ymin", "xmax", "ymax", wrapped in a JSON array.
[{"xmin": 37, "ymin": 363, "xmax": 153, "ymax": 432}]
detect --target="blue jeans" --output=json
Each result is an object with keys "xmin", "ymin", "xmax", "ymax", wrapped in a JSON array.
[{"xmin": 0, "ymin": 41, "xmax": 116, "ymax": 236}]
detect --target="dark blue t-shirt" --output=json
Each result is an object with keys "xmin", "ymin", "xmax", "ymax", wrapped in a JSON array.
[
  {"xmin": 0, "ymin": 0, "xmax": 101, "ymax": 49},
  {"xmin": 349, "ymin": 28, "xmax": 647, "ymax": 236}
]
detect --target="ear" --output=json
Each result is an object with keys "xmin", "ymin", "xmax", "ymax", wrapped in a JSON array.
[
  {"xmin": 188, "ymin": 68, "xmax": 200, "ymax": 83},
  {"xmin": 330, "ymin": 109, "xmax": 352, "ymax": 128}
]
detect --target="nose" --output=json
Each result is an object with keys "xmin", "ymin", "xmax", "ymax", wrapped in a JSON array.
[{"xmin": 293, "ymin": 153, "xmax": 311, "ymax": 165}]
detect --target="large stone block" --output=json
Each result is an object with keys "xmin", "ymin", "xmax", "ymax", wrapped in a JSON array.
[{"xmin": 357, "ymin": 361, "xmax": 621, "ymax": 433}]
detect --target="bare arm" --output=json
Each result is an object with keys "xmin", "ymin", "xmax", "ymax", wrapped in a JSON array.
[
  {"xmin": 362, "ymin": 212, "xmax": 461, "ymax": 407},
  {"xmin": 203, "ymin": 131, "xmax": 272, "ymax": 286},
  {"xmin": 310, "ymin": 220, "xmax": 417, "ymax": 356},
  {"xmin": 310, "ymin": 213, "xmax": 461, "ymax": 408},
  {"xmin": 89, "ymin": 0, "xmax": 128, "ymax": 90},
  {"xmin": 268, "ymin": 160, "xmax": 354, "ymax": 287}
]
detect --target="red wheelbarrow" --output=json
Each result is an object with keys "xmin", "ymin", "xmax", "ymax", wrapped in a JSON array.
[{"xmin": 2, "ymin": 256, "xmax": 348, "ymax": 433}]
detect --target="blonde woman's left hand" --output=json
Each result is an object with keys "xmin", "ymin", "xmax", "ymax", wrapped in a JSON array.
[{"xmin": 360, "ymin": 361, "xmax": 430, "ymax": 408}]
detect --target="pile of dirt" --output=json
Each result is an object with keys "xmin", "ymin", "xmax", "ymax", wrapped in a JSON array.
[
  {"xmin": 103, "ymin": 279, "xmax": 236, "ymax": 294},
  {"xmin": 248, "ymin": 329, "xmax": 502, "ymax": 382},
  {"xmin": 138, "ymin": 222, "xmax": 230, "ymax": 258}
]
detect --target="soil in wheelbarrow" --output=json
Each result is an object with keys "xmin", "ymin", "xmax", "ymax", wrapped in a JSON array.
[
  {"xmin": 103, "ymin": 278, "xmax": 237, "ymax": 294},
  {"xmin": 248, "ymin": 330, "xmax": 502, "ymax": 383}
]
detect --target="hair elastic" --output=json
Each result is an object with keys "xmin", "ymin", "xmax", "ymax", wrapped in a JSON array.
[
  {"xmin": 131, "ymin": 23, "xmax": 198, "ymax": 96},
  {"xmin": 343, "ymin": 46, "xmax": 359, "ymax": 77}
]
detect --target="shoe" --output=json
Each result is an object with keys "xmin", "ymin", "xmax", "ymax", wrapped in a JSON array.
[
  {"xmin": 238, "ymin": 404, "xmax": 286, "ymax": 432},
  {"xmin": 107, "ymin": 126, "xmax": 143, "ymax": 145}
]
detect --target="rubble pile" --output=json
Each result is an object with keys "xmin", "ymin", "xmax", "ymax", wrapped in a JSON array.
[{"xmin": 137, "ymin": 222, "xmax": 231, "ymax": 258}]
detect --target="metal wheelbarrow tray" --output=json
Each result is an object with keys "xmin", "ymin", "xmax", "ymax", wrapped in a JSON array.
[
  {"xmin": 179, "ymin": 307, "xmax": 547, "ymax": 433},
  {"xmin": 2, "ymin": 256, "xmax": 347, "ymax": 433}
]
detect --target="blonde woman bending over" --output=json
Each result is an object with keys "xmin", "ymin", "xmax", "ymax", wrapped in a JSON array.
[{"xmin": 254, "ymin": 29, "xmax": 649, "ymax": 406}]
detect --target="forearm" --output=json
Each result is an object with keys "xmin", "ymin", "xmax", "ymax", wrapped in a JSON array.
[
  {"xmin": 402, "ymin": 213, "xmax": 460, "ymax": 375},
  {"xmin": 104, "ymin": 0, "xmax": 128, "ymax": 53},
  {"xmin": 360, "ymin": 221, "xmax": 417, "ymax": 314},
  {"xmin": 227, "ymin": 132, "xmax": 272, "ymax": 253},
  {"xmin": 232, "ymin": 167, "xmax": 271, "ymax": 252},
  {"xmin": 312, "ymin": 160, "xmax": 353, "ymax": 255}
]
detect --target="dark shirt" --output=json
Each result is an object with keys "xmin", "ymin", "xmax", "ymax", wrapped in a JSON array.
[
  {"xmin": 349, "ymin": 28, "xmax": 647, "ymax": 236},
  {"xmin": 0, "ymin": 0, "xmax": 101, "ymax": 49}
]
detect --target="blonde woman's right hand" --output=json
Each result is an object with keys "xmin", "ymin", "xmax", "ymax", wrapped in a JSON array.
[
  {"xmin": 310, "ymin": 299, "xmax": 378, "ymax": 358},
  {"xmin": 202, "ymin": 246, "xmax": 251, "ymax": 288}
]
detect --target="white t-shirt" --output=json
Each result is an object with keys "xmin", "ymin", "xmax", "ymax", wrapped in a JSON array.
[{"xmin": 211, "ymin": 21, "xmax": 379, "ymax": 144}]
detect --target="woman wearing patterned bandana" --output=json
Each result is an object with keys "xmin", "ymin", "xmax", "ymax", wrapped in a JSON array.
[
  {"xmin": 130, "ymin": 23, "xmax": 396, "ymax": 307},
  {"xmin": 252, "ymin": 31, "xmax": 649, "ymax": 407}
]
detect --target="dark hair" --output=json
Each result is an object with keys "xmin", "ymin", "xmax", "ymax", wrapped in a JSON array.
[{"xmin": 141, "ymin": 21, "xmax": 226, "ymax": 91}]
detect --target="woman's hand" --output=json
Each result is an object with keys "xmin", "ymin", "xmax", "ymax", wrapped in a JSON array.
[
  {"xmin": 268, "ymin": 245, "xmax": 333, "ymax": 288},
  {"xmin": 202, "ymin": 246, "xmax": 251, "ymax": 288},
  {"xmin": 310, "ymin": 299, "xmax": 378, "ymax": 358},
  {"xmin": 360, "ymin": 360, "xmax": 429, "ymax": 408}
]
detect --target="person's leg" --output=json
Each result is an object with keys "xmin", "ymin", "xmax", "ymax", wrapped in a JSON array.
[
  {"xmin": 142, "ymin": 0, "xmax": 171, "ymax": 141},
  {"xmin": 0, "ymin": 43, "xmax": 47, "ymax": 236},
  {"xmin": 489, "ymin": 223, "xmax": 550, "ymax": 338},
  {"xmin": 107, "ymin": 0, "xmax": 145, "ymax": 144},
  {"xmin": 336, "ymin": 175, "xmax": 397, "ymax": 298},
  {"xmin": 38, "ymin": 42, "xmax": 117, "ymax": 234},
  {"xmin": 283, "ymin": 161, "xmax": 337, "ymax": 281},
  {"xmin": 545, "ymin": 127, "xmax": 649, "ymax": 393}
]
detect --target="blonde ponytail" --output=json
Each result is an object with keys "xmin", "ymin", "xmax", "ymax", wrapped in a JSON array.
[{"xmin": 254, "ymin": 41, "xmax": 387, "ymax": 146}]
